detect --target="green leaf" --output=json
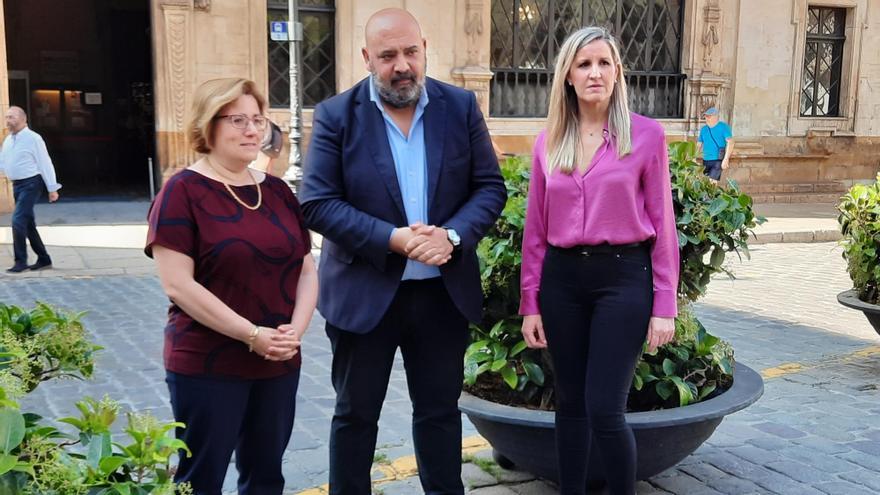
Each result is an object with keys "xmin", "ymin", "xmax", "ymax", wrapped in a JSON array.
[
  {"xmin": 490, "ymin": 359, "xmax": 507, "ymax": 372},
  {"xmin": 99, "ymin": 456, "xmax": 127, "ymax": 475},
  {"xmin": 662, "ymin": 358, "xmax": 676, "ymax": 377},
  {"xmin": 710, "ymin": 246, "xmax": 725, "ymax": 269},
  {"xmin": 0, "ymin": 409, "xmax": 25, "ymax": 453},
  {"xmin": 633, "ymin": 373, "xmax": 643, "ymax": 391},
  {"xmin": 668, "ymin": 376, "xmax": 695, "ymax": 406},
  {"xmin": 707, "ymin": 198, "xmax": 729, "ymax": 217},
  {"xmin": 522, "ymin": 362, "xmax": 544, "ymax": 386},
  {"xmin": 698, "ymin": 382, "xmax": 717, "ymax": 401},
  {"xmin": 510, "ymin": 340, "xmax": 528, "ymax": 358},
  {"xmin": 655, "ymin": 380, "xmax": 674, "ymax": 400},
  {"xmin": 463, "ymin": 362, "xmax": 478, "ymax": 385},
  {"xmin": 0, "ymin": 454, "xmax": 17, "ymax": 476},
  {"xmin": 500, "ymin": 364, "xmax": 518, "ymax": 389}
]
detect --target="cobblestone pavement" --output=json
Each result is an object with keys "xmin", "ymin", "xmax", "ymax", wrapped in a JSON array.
[
  {"xmin": 0, "ymin": 242, "xmax": 878, "ymax": 494},
  {"xmin": 0, "ymin": 272, "xmax": 477, "ymax": 493}
]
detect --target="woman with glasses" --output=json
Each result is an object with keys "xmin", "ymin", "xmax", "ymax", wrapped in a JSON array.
[
  {"xmin": 519, "ymin": 27, "xmax": 679, "ymax": 494},
  {"xmin": 145, "ymin": 77, "xmax": 318, "ymax": 493}
]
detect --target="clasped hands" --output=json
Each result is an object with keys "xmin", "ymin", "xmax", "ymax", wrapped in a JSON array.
[
  {"xmin": 390, "ymin": 222, "xmax": 453, "ymax": 266},
  {"xmin": 250, "ymin": 324, "xmax": 304, "ymax": 361}
]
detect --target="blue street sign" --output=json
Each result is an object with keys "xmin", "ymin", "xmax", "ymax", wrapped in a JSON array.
[{"xmin": 270, "ymin": 21, "xmax": 289, "ymax": 41}]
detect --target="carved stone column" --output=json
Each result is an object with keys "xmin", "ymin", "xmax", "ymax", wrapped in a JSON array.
[
  {"xmin": 0, "ymin": 0, "xmax": 13, "ymax": 213},
  {"xmin": 450, "ymin": 0, "xmax": 494, "ymax": 116},
  {"xmin": 685, "ymin": 0, "xmax": 731, "ymax": 129},
  {"xmin": 152, "ymin": 0, "xmax": 195, "ymax": 179}
]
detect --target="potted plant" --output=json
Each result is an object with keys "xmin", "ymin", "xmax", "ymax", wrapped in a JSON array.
[
  {"xmin": 836, "ymin": 173, "xmax": 880, "ymax": 335},
  {"xmin": 459, "ymin": 141, "xmax": 765, "ymax": 482}
]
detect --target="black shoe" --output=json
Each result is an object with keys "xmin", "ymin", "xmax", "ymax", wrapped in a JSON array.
[
  {"xmin": 28, "ymin": 260, "xmax": 52, "ymax": 271},
  {"xmin": 6, "ymin": 264, "xmax": 29, "ymax": 273}
]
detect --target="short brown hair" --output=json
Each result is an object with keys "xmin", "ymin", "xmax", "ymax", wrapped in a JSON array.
[{"xmin": 187, "ymin": 78, "xmax": 268, "ymax": 154}]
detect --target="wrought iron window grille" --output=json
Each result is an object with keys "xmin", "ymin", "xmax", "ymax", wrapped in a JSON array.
[
  {"xmin": 800, "ymin": 6, "xmax": 846, "ymax": 117},
  {"xmin": 490, "ymin": 0, "xmax": 686, "ymax": 119},
  {"xmin": 268, "ymin": 0, "xmax": 336, "ymax": 108}
]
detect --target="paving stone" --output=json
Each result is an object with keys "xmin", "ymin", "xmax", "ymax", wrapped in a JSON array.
[
  {"xmin": 467, "ymin": 486, "xmax": 519, "ymax": 495},
  {"xmin": 650, "ymin": 470, "xmax": 724, "ymax": 495},
  {"xmin": 813, "ymin": 481, "xmax": 878, "ymax": 495},
  {"xmin": 461, "ymin": 462, "xmax": 498, "ymax": 489},
  {"xmin": 508, "ymin": 480, "xmax": 559, "ymax": 495},
  {"xmin": 766, "ymin": 460, "xmax": 835, "ymax": 483},
  {"xmin": 776, "ymin": 448, "xmax": 861, "ymax": 474},
  {"xmin": 847, "ymin": 440, "xmax": 880, "ymax": 456},
  {"xmin": 839, "ymin": 469, "xmax": 880, "ymax": 492},
  {"xmin": 752, "ymin": 422, "xmax": 808, "ymax": 439},
  {"xmin": 375, "ymin": 478, "xmax": 423, "ymax": 495}
]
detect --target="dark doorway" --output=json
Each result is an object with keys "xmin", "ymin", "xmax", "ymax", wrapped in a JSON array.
[{"xmin": 4, "ymin": 0, "xmax": 154, "ymax": 198}]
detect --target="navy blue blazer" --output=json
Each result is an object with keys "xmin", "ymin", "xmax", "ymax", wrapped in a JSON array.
[{"xmin": 300, "ymin": 77, "xmax": 506, "ymax": 334}]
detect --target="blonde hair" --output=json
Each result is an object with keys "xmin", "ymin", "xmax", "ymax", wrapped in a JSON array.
[
  {"xmin": 546, "ymin": 27, "xmax": 632, "ymax": 174},
  {"xmin": 187, "ymin": 78, "xmax": 267, "ymax": 154}
]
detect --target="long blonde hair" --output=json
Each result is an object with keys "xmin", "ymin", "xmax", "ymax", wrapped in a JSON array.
[{"xmin": 546, "ymin": 27, "xmax": 631, "ymax": 173}]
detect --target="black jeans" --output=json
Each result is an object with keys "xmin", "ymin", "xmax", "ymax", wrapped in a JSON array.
[
  {"xmin": 703, "ymin": 159, "xmax": 723, "ymax": 180},
  {"xmin": 11, "ymin": 175, "xmax": 51, "ymax": 266},
  {"xmin": 326, "ymin": 278, "xmax": 469, "ymax": 495},
  {"xmin": 539, "ymin": 245, "xmax": 653, "ymax": 495},
  {"xmin": 165, "ymin": 370, "xmax": 300, "ymax": 495}
]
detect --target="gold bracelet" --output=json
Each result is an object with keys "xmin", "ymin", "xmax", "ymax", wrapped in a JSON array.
[{"xmin": 247, "ymin": 325, "xmax": 261, "ymax": 352}]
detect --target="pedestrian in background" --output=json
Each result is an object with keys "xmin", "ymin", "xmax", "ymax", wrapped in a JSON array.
[
  {"xmin": 520, "ymin": 27, "xmax": 680, "ymax": 495},
  {"xmin": 0, "ymin": 106, "xmax": 60, "ymax": 273},
  {"xmin": 698, "ymin": 106, "xmax": 734, "ymax": 181},
  {"xmin": 146, "ymin": 77, "xmax": 318, "ymax": 494}
]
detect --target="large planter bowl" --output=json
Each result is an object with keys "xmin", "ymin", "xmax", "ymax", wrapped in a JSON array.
[
  {"xmin": 837, "ymin": 289, "xmax": 880, "ymax": 336},
  {"xmin": 459, "ymin": 362, "xmax": 764, "ymax": 482}
]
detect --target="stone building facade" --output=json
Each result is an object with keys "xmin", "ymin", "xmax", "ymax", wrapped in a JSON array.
[{"xmin": 1, "ymin": 0, "xmax": 878, "ymax": 212}]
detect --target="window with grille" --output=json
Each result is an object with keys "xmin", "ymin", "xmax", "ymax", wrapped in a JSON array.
[
  {"xmin": 267, "ymin": 0, "xmax": 336, "ymax": 108},
  {"xmin": 489, "ymin": 0, "xmax": 685, "ymax": 118},
  {"xmin": 800, "ymin": 7, "xmax": 846, "ymax": 117}
]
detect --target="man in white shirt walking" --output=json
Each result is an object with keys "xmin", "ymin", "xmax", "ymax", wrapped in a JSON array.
[{"xmin": 0, "ymin": 106, "xmax": 61, "ymax": 273}]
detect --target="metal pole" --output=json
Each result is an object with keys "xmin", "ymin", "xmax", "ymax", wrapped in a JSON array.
[
  {"xmin": 148, "ymin": 157, "xmax": 156, "ymax": 200},
  {"xmin": 282, "ymin": 0, "xmax": 303, "ymax": 193}
]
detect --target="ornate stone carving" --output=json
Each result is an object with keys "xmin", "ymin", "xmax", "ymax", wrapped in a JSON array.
[
  {"xmin": 193, "ymin": 0, "xmax": 210, "ymax": 11},
  {"xmin": 165, "ymin": 11, "xmax": 187, "ymax": 131},
  {"xmin": 464, "ymin": 0, "xmax": 486, "ymax": 67},
  {"xmin": 701, "ymin": 0, "xmax": 722, "ymax": 72}
]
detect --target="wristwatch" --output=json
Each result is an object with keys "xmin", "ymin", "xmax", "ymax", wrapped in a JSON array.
[{"xmin": 445, "ymin": 228, "xmax": 461, "ymax": 251}]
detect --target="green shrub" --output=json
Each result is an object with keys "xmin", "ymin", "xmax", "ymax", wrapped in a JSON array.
[
  {"xmin": 464, "ymin": 142, "xmax": 763, "ymax": 411},
  {"xmin": 0, "ymin": 302, "xmax": 190, "ymax": 494},
  {"xmin": 838, "ymin": 174, "xmax": 880, "ymax": 304}
]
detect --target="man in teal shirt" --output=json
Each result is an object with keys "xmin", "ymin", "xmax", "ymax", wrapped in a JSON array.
[{"xmin": 698, "ymin": 107, "xmax": 733, "ymax": 181}]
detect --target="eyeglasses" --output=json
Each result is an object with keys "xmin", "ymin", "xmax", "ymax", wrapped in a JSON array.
[{"xmin": 214, "ymin": 114, "xmax": 269, "ymax": 131}]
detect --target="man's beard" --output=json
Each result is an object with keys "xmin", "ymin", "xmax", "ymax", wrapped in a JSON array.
[{"xmin": 372, "ymin": 70, "xmax": 424, "ymax": 109}]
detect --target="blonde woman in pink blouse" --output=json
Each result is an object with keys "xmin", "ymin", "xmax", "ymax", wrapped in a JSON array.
[{"xmin": 519, "ymin": 27, "xmax": 679, "ymax": 495}]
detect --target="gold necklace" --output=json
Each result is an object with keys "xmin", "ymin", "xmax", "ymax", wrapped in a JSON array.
[{"xmin": 205, "ymin": 157, "xmax": 262, "ymax": 211}]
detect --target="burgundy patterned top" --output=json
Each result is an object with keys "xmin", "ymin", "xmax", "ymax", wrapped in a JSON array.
[{"xmin": 146, "ymin": 169, "xmax": 311, "ymax": 379}]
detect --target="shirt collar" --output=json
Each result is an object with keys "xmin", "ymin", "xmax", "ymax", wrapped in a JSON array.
[{"xmin": 368, "ymin": 75, "xmax": 429, "ymax": 115}]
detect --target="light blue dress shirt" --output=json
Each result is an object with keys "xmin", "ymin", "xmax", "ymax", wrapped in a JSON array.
[
  {"xmin": 369, "ymin": 76, "xmax": 439, "ymax": 280},
  {"xmin": 0, "ymin": 127, "xmax": 62, "ymax": 191}
]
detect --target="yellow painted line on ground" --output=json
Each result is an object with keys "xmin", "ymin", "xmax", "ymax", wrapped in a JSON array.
[
  {"xmin": 293, "ymin": 435, "xmax": 490, "ymax": 494},
  {"xmin": 761, "ymin": 362, "xmax": 805, "ymax": 379},
  {"xmin": 760, "ymin": 344, "xmax": 880, "ymax": 380}
]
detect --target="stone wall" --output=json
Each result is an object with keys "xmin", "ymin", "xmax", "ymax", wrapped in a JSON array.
[{"xmin": 151, "ymin": 0, "xmax": 268, "ymax": 179}]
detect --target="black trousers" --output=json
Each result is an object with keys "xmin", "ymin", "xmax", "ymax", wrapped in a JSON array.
[
  {"xmin": 539, "ymin": 245, "xmax": 653, "ymax": 495},
  {"xmin": 166, "ymin": 370, "xmax": 300, "ymax": 495},
  {"xmin": 11, "ymin": 175, "xmax": 50, "ymax": 266},
  {"xmin": 326, "ymin": 278, "xmax": 469, "ymax": 495}
]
